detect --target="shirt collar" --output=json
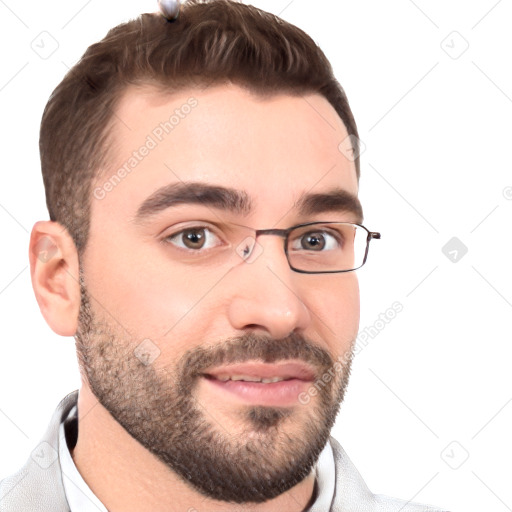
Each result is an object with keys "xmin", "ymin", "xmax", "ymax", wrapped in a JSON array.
[{"xmin": 58, "ymin": 405, "xmax": 108, "ymax": 512}]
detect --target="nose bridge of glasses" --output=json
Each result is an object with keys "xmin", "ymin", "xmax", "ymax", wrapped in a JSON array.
[
  {"xmin": 254, "ymin": 227, "xmax": 289, "ymax": 239},
  {"xmin": 229, "ymin": 225, "xmax": 289, "ymax": 265}
]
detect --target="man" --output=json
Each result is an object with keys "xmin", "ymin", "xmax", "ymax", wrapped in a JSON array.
[{"xmin": 0, "ymin": 1, "xmax": 445, "ymax": 510}]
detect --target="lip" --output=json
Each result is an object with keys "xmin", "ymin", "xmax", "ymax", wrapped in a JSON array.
[
  {"xmin": 199, "ymin": 361, "xmax": 316, "ymax": 407},
  {"xmin": 201, "ymin": 376, "xmax": 312, "ymax": 406},
  {"xmin": 201, "ymin": 361, "xmax": 317, "ymax": 382}
]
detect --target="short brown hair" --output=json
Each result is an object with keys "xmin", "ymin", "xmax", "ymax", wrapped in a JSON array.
[{"xmin": 40, "ymin": 0, "xmax": 360, "ymax": 254}]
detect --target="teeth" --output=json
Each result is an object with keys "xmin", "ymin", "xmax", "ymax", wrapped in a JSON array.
[
  {"xmin": 230, "ymin": 375, "xmax": 262, "ymax": 382},
  {"xmin": 213, "ymin": 374, "xmax": 287, "ymax": 383},
  {"xmin": 261, "ymin": 377, "xmax": 286, "ymax": 383}
]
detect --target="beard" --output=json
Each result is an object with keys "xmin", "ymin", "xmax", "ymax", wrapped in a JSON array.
[{"xmin": 74, "ymin": 270, "xmax": 354, "ymax": 504}]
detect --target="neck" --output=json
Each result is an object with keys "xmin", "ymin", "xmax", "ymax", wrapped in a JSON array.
[{"xmin": 71, "ymin": 384, "xmax": 317, "ymax": 512}]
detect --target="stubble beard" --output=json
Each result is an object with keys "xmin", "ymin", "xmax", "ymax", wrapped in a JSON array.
[{"xmin": 74, "ymin": 272, "xmax": 354, "ymax": 504}]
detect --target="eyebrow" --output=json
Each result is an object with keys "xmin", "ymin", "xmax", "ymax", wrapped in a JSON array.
[{"xmin": 133, "ymin": 182, "xmax": 364, "ymax": 224}]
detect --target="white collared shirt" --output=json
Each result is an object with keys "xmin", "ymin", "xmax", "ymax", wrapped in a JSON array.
[
  {"xmin": 58, "ymin": 405, "xmax": 335, "ymax": 511},
  {"xmin": 58, "ymin": 406, "xmax": 107, "ymax": 511},
  {"xmin": 309, "ymin": 438, "xmax": 336, "ymax": 511}
]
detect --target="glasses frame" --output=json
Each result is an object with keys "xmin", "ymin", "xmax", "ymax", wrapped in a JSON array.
[{"xmin": 230, "ymin": 221, "xmax": 381, "ymax": 274}]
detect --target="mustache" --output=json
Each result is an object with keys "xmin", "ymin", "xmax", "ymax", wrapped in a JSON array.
[{"xmin": 177, "ymin": 331, "xmax": 334, "ymax": 379}]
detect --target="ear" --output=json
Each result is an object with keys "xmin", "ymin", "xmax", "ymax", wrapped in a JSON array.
[{"xmin": 29, "ymin": 220, "xmax": 81, "ymax": 336}]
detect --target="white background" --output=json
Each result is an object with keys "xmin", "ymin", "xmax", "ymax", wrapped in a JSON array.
[{"xmin": 0, "ymin": 1, "xmax": 511, "ymax": 511}]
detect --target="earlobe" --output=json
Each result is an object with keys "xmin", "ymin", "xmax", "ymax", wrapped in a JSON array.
[{"xmin": 29, "ymin": 221, "xmax": 81, "ymax": 337}]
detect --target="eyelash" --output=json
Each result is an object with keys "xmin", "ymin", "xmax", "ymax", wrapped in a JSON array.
[{"xmin": 161, "ymin": 223, "xmax": 225, "ymax": 252}]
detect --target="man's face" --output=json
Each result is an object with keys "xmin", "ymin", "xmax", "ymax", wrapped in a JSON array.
[{"xmin": 76, "ymin": 83, "xmax": 361, "ymax": 503}]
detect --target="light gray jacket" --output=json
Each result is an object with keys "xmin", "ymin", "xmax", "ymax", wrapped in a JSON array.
[{"xmin": 0, "ymin": 391, "xmax": 446, "ymax": 511}]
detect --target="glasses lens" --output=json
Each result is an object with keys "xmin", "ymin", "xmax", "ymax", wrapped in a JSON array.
[{"xmin": 287, "ymin": 223, "xmax": 368, "ymax": 272}]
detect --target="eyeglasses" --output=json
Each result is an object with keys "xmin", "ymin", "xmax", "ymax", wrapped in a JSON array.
[{"xmin": 164, "ymin": 220, "xmax": 381, "ymax": 274}]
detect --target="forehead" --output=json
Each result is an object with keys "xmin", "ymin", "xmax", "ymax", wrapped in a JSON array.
[{"xmin": 93, "ymin": 83, "xmax": 359, "ymax": 227}]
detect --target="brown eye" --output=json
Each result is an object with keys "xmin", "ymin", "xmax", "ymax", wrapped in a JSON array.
[
  {"xmin": 164, "ymin": 226, "xmax": 223, "ymax": 251},
  {"xmin": 301, "ymin": 232, "xmax": 326, "ymax": 250},
  {"xmin": 182, "ymin": 228, "xmax": 206, "ymax": 249},
  {"xmin": 290, "ymin": 228, "xmax": 343, "ymax": 252}
]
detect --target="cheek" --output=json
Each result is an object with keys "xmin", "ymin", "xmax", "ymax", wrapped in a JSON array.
[
  {"xmin": 82, "ymin": 236, "xmax": 218, "ymax": 339},
  {"xmin": 343, "ymin": 277, "xmax": 360, "ymax": 326},
  {"xmin": 310, "ymin": 275, "xmax": 360, "ymax": 349}
]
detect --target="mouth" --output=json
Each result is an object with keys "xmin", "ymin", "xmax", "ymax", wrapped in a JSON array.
[{"xmin": 199, "ymin": 361, "xmax": 316, "ymax": 406}]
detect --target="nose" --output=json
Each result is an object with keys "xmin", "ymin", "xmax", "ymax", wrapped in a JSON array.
[{"xmin": 225, "ymin": 235, "xmax": 312, "ymax": 339}]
